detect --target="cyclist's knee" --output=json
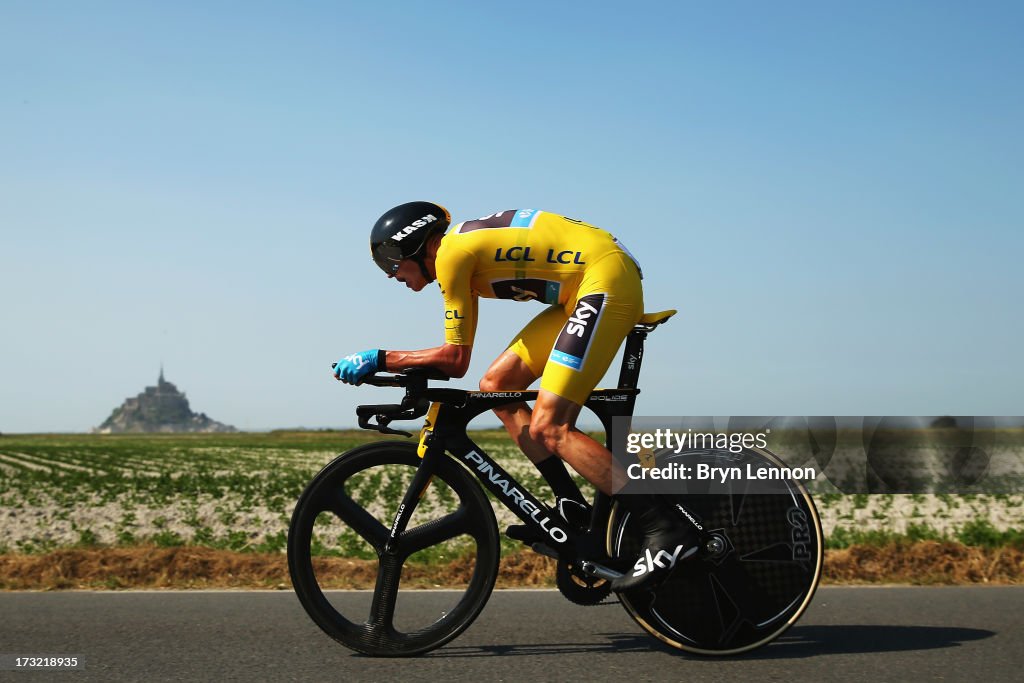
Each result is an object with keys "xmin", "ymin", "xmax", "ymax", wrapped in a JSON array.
[
  {"xmin": 478, "ymin": 372, "xmax": 507, "ymax": 392},
  {"xmin": 480, "ymin": 353, "xmax": 534, "ymax": 392},
  {"xmin": 529, "ymin": 416, "xmax": 570, "ymax": 455}
]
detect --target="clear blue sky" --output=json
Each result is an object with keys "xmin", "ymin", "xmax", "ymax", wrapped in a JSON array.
[{"xmin": 2, "ymin": 1, "xmax": 1021, "ymax": 432}]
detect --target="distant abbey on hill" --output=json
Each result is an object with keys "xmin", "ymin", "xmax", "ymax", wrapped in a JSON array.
[{"xmin": 94, "ymin": 369, "xmax": 236, "ymax": 434}]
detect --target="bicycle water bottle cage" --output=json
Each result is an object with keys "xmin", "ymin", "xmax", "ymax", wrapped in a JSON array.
[{"xmin": 355, "ymin": 368, "xmax": 450, "ymax": 436}]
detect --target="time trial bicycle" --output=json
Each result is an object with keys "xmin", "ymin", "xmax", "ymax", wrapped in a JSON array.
[{"xmin": 287, "ymin": 310, "xmax": 823, "ymax": 656}]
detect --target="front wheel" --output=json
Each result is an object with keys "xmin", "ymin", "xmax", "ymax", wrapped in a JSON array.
[
  {"xmin": 287, "ymin": 442, "xmax": 500, "ymax": 656},
  {"xmin": 608, "ymin": 447, "xmax": 824, "ymax": 655}
]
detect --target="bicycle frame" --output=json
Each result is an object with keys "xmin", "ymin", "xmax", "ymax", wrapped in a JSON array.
[
  {"xmin": 367, "ymin": 320, "xmax": 661, "ymax": 566},
  {"xmin": 295, "ymin": 307, "xmax": 824, "ymax": 656}
]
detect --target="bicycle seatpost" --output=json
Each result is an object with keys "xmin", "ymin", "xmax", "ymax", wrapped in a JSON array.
[{"xmin": 617, "ymin": 329, "xmax": 647, "ymax": 390}]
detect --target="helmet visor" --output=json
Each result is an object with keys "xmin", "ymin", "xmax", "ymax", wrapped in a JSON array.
[{"xmin": 371, "ymin": 242, "xmax": 404, "ymax": 275}]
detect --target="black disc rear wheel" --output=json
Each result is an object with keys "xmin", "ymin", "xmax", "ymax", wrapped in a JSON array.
[{"xmin": 609, "ymin": 447, "xmax": 823, "ymax": 655}]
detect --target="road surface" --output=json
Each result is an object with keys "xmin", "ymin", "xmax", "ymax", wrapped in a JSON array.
[{"xmin": 1, "ymin": 587, "xmax": 1021, "ymax": 681}]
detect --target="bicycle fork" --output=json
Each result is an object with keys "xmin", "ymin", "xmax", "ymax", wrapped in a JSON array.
[{"xmin": 383, "ymin": 448, "xmax": 439, "ymax": 555}]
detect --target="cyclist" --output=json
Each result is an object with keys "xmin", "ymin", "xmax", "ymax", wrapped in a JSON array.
[{"xmin": 333, "ymin": 201, "xmax": 697, "ymax": 590}]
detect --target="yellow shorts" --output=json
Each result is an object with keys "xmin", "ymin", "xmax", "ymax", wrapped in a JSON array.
[{"xmin": 506, "ymin": 252, "xmax": 644, "ymax": 405}]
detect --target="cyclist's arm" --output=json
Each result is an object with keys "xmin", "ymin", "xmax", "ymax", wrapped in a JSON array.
[
  {"xmin": 383, "ymin": 241, "xmax": 478, "ymax": 378},
  {"xmin": 383, "ymin": 343, "xmax": 472, "ymax": 378}
]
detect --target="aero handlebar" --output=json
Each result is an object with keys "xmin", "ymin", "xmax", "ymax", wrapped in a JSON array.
[{"xmin": 332, "ymin": 366, "xmax": 450, "ymax": 436}]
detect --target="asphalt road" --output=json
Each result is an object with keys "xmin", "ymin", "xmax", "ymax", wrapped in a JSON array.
[{"xmin": 1, "ymin": 587, "xmax": 1022, "ymax": 682}]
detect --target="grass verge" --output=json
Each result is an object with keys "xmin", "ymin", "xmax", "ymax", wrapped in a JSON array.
[{"xmin": 1, "ymin": 542, "xmax": 1022, "ymax": 590}]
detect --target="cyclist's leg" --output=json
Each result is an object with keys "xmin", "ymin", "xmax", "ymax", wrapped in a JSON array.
[
  {"xmin": 525, "ymin": 255, "xmax": 696, "ymax": 586},
  {"xmin": 527, "ymin": 252, "xmax": 645, "ymax": 494},
  {"xmin": 532, "ymin": 372, "xmax": 699, "ymax": 589},
  {"xmin": 480, "ymin": 304, "xmax": 565, "ymax": 465},
  {"xmin": 484, "ymin": 306, "xmax": 588, "ymax": 506},
  {"xmin": 531, "ymin": 391, "xmax": 616, "ymax": 494}
]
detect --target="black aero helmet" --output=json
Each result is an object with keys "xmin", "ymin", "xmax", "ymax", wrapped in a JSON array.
[{"xmin": 370, "ymin": 201, "xmax": 451, "ymax": 277}]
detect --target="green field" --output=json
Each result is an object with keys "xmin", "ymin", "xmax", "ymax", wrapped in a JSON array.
[
  {"xmin": 0, "ymin": 431, "xmax": 550, "ymax": 557},
  {"xmin": 1, "ymin": 431, "xmax": 1022, "ymax": 557}
]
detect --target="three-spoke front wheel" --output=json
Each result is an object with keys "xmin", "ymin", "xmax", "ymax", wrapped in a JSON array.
[{"xmin": 287, "ymin": 442, "xmax": 500, "ymax": 656}]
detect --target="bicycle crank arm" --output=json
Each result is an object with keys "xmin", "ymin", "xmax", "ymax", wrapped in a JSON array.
[
  {"xmin": 579, "ymin": 560, "xmax": 623, "ymax": 581},
  {"xmin": 529, "ymin": 541, "xmax": 625, "ymax": 581}
]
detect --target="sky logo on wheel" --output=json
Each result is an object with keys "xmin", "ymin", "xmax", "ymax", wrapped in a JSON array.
[
  {"xmin": 550, "ymin": 294, "xmax": 605, "ymax": 371},
  {"xmin": 631, "ymin": 544, "xmax": 697, "ymax": 577}
]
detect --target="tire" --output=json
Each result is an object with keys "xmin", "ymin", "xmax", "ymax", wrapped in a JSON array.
[
  {"xmin": 287, "ymin": 442, "xmax": 500, "ymax": 656},
  {"xmin": 608, "ymin": 447, "xmax": 823, "ymax": 655}
]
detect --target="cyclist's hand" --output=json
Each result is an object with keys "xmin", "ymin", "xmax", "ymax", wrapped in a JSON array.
[{"xmin": 333, "ymin": 349, "xmax": 383, "ymax": 384}]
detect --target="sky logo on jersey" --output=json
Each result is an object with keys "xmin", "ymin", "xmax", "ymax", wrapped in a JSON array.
[
  {"xmin": 550, "ymin": 294, "xmax": 605, "ymax": 371},
  {"xmin": 509, "ymin": 209, "xmax": 542, "ymax": 228}
]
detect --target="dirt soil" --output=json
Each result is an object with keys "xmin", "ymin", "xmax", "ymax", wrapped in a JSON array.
[{"xmin": 1, "ymin": 542, "xmax": 1022, "ymax": 590}]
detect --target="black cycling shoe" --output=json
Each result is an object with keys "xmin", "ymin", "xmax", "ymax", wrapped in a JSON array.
[
  {"xmin": 506, "ymin": 498, "xmax": 592, "ymax": 545},
  {"xmin": 611, "ymin": 503, "xmax": 699, "ymax": 592}
]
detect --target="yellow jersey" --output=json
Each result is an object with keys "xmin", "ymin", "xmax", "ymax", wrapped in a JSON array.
[{"xmin": 435, "ymin": 209, "xmax": 641, "ymax": 346}]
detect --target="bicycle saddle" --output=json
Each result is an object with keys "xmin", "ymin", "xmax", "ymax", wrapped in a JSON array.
[{"xmin": 638, "ymin": 309, "xmax": 676, "ymax": 326}]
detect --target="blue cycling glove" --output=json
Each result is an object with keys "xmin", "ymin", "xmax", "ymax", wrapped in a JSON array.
[{"xmin": 333, "ymin": 349, "xmax": 385, "ymax": 384}]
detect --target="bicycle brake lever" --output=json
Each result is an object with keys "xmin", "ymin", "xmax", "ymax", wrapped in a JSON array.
[
  {"xmin": 356, "ymin": 406, "xmax": 414, "ymax": 437},
  {"xmin": 360, "ymin": 413, "xmax": 412, "ymax": 437},
  {"xmin": 377, "ymin": 425, "xmax": 413, "ymax": 437}
]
